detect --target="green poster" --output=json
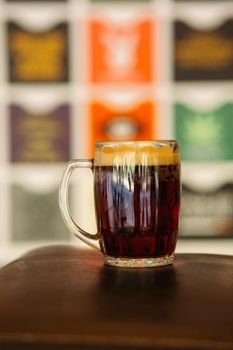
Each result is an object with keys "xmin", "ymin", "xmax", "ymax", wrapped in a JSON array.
[{"xmin": 175, "ymin": 103, "xmax": 233, "ymax": 161}]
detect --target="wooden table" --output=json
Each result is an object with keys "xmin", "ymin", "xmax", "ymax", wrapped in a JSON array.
[{"xmin": 0, "ymin": 245, "xmax": 232, "ymax": 350}]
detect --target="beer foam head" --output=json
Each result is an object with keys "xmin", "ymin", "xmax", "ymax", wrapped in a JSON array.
[{"xmin": 94, "ymin": 141, "xmax": 180, "ymax": 166}]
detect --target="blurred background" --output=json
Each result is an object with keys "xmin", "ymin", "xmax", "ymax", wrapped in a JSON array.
[{"xmin": 0, "ymin": 0, "xmax": 233, "ymax": 265}]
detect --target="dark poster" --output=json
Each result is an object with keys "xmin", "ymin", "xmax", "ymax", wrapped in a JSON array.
[
  {"xmin": 6, "ymin": 0, "xmax": 68, "ymax": 3},
  {"xmin": 180, "ymin": 184, "xmax": 233, "ymax": 237},
  {"xmin": 175, "ymin": 0, "xmax": 232, "ymax": 2},
  {"xmin": 10, "ymin": 104, "xmax": 70, "ymax": 162},
  {"xmin": 7, "ymin": 0, "xmax": 67, "ymax": 2},
  {"xmin": 7, "ymin": 22, "xmax": 69, "ymax": 82},
  {"xmin": 174, "ymin": 20, "xmax": 233, "ymax": 81}
]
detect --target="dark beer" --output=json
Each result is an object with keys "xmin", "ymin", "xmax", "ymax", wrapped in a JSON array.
[{"xmin": 94, "ymin": 164, "xmax": 180, "ymax": 258}]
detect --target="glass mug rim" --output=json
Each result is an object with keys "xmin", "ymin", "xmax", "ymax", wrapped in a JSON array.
[
  {"xmin": 59, "ymin": 140, "xmax": 181, "ymax": 268},
  {"xmin": 95, "ymin": 139, "xmax": 178, "ymax": 147},
  {"xmin": 94, "ymin": 140, "xmax": 179, "ymax": 167}
]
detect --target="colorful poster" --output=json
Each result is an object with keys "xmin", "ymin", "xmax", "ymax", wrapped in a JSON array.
[
  {"xmin": 175, "ymin": 103, "xmax": 233, "ymax": 161},
  {"xmin": 174, "ymin": 20, "xmax": 233, "ymax": 80},
  {"xmin": 11, "ymin": 185, "xmax": 70, "ymax": 241},
  {"xmin": 10, "ymin": 104, "xmax": 70, "ymax": 162},
  {"xmin": 89, "ymin": 18, "xmax": 154, "ymax": 83},
  {"xmin": 180, "ymin": 184, "xmax": 233, "ymax": 237},
  {"xmin": 7, "ymin": 22, "xmax": 69, "ymax": 82},
  {"xmin": 89, "ymin": 100, "xmax": 155, "ymax": 156}
]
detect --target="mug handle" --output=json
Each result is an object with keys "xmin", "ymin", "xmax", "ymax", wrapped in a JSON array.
[{"xmin": 59, "ymin": 159, "xmax": 100, "ymax": 251}]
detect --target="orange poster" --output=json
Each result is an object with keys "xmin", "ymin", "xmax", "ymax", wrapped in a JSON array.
[
  {"xmin": 89, "ymin": 18, "xmax": 154, "ymax": 83},
  {"xmin": 89, "ymin": 100, "xmax": 156, "ymax": 156}
]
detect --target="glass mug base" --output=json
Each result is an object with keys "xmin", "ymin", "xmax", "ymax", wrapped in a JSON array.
[{"xmin": 104, "ymin": 254, "xmax": 174, "ymax": 268}]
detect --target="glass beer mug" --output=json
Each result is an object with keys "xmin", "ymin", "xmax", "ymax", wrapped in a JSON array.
[{"xmin": 59, "ymin": 141, "xmax": 181, "ymax": 268}]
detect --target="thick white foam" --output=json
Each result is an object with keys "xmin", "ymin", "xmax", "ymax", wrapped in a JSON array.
[{"xmin": 94, "ymin": 145, "xmax": 180, "ymax": 166}]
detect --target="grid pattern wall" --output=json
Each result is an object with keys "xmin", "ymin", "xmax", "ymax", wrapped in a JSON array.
[{"xmin": 0, "ymin": 0, "xmax": 233, "ymax": 261}]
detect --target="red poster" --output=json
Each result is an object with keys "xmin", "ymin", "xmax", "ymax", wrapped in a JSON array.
[
  {"xmin": 89, "ymin": 99, "xmax": 156, "ymax": 156},
  {"xmin": 89, "ymin": 18, "xmax": 154, "ymax": 83}
]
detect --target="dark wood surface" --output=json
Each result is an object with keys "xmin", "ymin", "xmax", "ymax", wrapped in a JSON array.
[{"xmin": 0, "ymin": 245, "xmax": 232, "ymax": 350}]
